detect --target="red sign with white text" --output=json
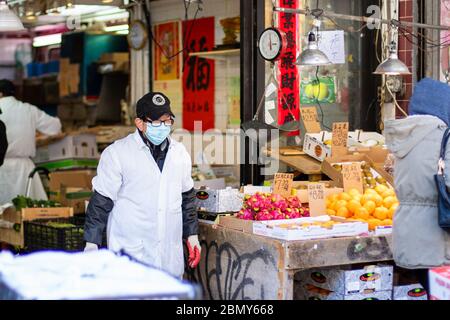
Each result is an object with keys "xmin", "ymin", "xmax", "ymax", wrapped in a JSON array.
[{"xmin": 182, "ymin": 17, "xmax": 215, "ymax": 131}]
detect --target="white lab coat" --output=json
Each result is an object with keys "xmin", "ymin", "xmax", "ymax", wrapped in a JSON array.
[
  {"xmin": 0, "ymin": 96, "xmax": 61, "ymax": 204},
  {"xmin": 92, "ymin": 130, "xmax": 194, "ymax": 278}
]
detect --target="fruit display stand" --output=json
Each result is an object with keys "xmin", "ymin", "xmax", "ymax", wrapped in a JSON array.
[{"xmin": 185, "ymin": 220, "xmax": 393, "ymax": 300}]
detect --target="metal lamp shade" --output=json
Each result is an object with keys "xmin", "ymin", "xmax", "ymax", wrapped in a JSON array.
[
  {"xmin": 295, "ymin": 38, "xmax": 331, "ymax": 66},
  {"xmin": 0, "ymin": 1, "xmax": 25, "ymax": 31},
  {"xmin": 374, "ymin": 52, "xmax": 411, "ymax": 75}
]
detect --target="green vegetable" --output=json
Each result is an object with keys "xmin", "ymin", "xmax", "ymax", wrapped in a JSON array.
[{"xmin": 11, "ymin": 195, "xmax": 62, "ymax": 210}]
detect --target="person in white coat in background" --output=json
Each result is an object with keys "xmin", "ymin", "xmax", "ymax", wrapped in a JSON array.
[
  {"xmin": 0, "ymin": 79, "xmax": 61, "ymax": 204},
  {"xmin": 83, "ymin": 92, "xmax": 201, "ymax": 278}
]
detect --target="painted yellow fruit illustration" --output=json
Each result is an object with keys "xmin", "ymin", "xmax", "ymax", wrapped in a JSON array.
[{"xmin": 304, "ymin": 81, "xmax": 329, "ymax": 101}]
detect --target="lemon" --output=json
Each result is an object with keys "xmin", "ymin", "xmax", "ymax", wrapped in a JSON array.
[
  {"xmin": 347, "ymin": 200, "xmax": 362, "ymax": 214},
  {"xmin": 375, "ymin": 184, "xmax": 389, "ymax": 195},
  {"xmin": 337, "ymin": 206, "xmax": 350, "ymax": 218},
  {"xmin": 372, "ymin": 194, "xmax": 384, "ymax": 207},
  {"xmin": 363, "ymin": 200, "xmax": 377, "ymax": 215}
]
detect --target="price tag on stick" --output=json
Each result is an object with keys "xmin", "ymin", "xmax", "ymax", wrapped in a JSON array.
[
  {"xmin": 307, "ymin": 183, "xmax": 326, "ymax": 217},
  {"xmin": 301, "ymin": 107, "xmax": 322, "ymax": 133},
  {"xmin": 341, "ymin": 163, "xmax": 364, "ymax": 194},
  {"xmin": 273, "ymin": 173, "xmax": 294, "ymax": 198},
  {"xmin": 332, "ymin": 122, "xmax": 349, "ymax": 156}
]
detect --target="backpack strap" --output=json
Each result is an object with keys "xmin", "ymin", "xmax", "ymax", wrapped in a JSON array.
[{"xmin": 438, "ymin": 128, "xmax": 450, "ymax": 175}]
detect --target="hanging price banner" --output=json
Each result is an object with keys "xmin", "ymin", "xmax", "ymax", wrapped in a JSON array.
[
  {"xmin": 301, "ymin": 107, "xmax": 321, "ymax": 133},
  {"xmin": 307, "ymin": 183, "xmax": 326, "ymax": 217},
  {"xmin": 332, "ymin": 122, "xmax": 349, "ymax": 156},
  {"xmin": 341, "ymin": 163, "xmax": 364, "ymax": 194},
  {"xmin": 273, "ymin": 173, "xmax": 294, "ymax": 198}
]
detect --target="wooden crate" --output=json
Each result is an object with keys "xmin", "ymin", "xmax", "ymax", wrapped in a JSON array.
[{"xmin": 0, "ymin": 207, "xmax": 73, "ymax": 247}]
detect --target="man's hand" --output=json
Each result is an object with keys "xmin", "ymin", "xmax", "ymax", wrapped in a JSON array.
[
  {"xmin": 84, "ymin": 242, "xmax": 99, "ymax": 252},
  {"xmin": 186, "ymin": 235, "xmax": 201, "ymax": 268}
]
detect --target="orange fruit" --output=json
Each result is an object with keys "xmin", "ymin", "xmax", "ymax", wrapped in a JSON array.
[
  {"xmin": 383, "ymin": 196, "xmax": 397, "ymax": 209},
  {"xmin": 355, "ymin": 207, "xmax": 370, "ymax": 220},
  {"xmin": 347, "ymin": 200, "xmax": 362, "ymax": 214},
  {"xmin": 381, "ymin": 219, "xmax": 393, "ymax": 226},
  {"xmin": 372, "ymin": 194, "xmax": 383, "ymax": 207},
  {"xmin": 348, "ymin": 189, "xmax": 362, "ymax": 197},
  {"xmin": 334, "ymin": 200, "xmax": 348, "ymax": 211},
  {"xmin": 375, "ymin": 184, "xmax": 389, "ymax": 195},
  {"xmin": 381, "ymin": 189, "xmax": 396, "ymax": 199},
  {"xmin": 326, "ymin": 209, "xmax": 336, "ymax": 216},
  {"xmin": 328, "ymin": 194, "xmax": 339, "ymax": 203},
  {"xmin": 373, "ymin": 206, "xmax": 389, "ymax": 220},
  {"xmin": 339, "ymin": 192, "xmax": 352, "ymax": 202},
  {"xmin": 337, "ymin": 206, "xmax": 350, "ymax": 218},
  {"xmin": 361, "ymin": 194, "xmax": 375, "ymax": 205},
  {"xmin": 363, "ymin": 200, "xmax": 377, "ymax": 215},
  {"xmin": 367, "ymin": 218, "xmax": 382, "ymax": 231},
  {"xmin": 388, "ymin": 203, "xmax": 399, "ymax": 219}
]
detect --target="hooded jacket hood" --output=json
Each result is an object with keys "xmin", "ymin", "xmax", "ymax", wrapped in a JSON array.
[{"xmin": 384, "ymin": 115, "xmax": 446, "ymax": 159}]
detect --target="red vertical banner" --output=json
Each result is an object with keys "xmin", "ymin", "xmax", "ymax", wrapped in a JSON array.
[
  {"xmin": 277, "ymin": 0, "xmax": 300, "ymax": 131},
  {"xmin": 182, "ymin": 17, "xmax": 215, "ymax": 132}
]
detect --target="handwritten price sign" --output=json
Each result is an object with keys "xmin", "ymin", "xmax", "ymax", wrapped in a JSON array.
[
  {"xmin": 332, "ymin": 122, "xmax": 349, "ymax": 156},
  {"xmin": 301, "ymin": 107, "xmax": 321, "ymax": 133},
  {"xmin": 307, "ymin": 183, "xmax": 326, "ymax": 216},
  {"xmin": 273, "ymin": 173, "xmax": 294, "ymax": 198},
  {"xmin": 341, "ymin": 162, "xmax": 364, "ymax": 194}
]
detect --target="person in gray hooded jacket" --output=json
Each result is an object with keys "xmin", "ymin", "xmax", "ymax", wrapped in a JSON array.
[{"xmin": 385, "ymin": 78, "xmax": 450, "ymax": 270}]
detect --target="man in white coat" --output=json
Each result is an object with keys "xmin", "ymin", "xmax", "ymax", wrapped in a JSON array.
[
  {"xmin": 83, "ymin": 92, "xmax": 201, "ymax": 278},
  {"xmin": 0, "ymin": 79, "xmax": 61, "ymax": 203}
]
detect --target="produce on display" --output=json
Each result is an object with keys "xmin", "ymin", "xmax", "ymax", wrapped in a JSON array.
[
  {"xmin": 325, "ymin": 185, "xmax": 399, "ymax": 230},
  {"xmin": 12, "ymin": 195, "xmax": 61, "ymax": 211},
  {"xmin": 236, "ymin": 192, "xmax": 310, "ymax": 221},
  {"xmin": 331, "ymin": 161, "xmax": 391, "ymax": 190}
]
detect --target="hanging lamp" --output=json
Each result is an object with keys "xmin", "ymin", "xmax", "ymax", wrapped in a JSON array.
[
  {"xmin": 295, "ymin": 19, "xmax": 331, "ymax": 66},
  {"xmin": 374, "ymin": 40, "xmax": 411, "ymax": 75}
]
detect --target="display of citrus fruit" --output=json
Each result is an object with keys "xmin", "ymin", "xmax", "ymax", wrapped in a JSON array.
[
  {"xmin": 363, "ymin": 200, "xmax": 377, "ymax": 215},
  {"xmin": 383, "ymin": 196, "xmax": 397, "ymax": 209},
  {"xmin": 355, "ymin": 207, "xmax": 370, "ymax": 220},
  {"xmin": 367, "ymin": 218, "xmax": 382, "ymax": 231},
  {"xmin": 373, "ymin": 206, "xmax": 389, "ymax": 220},
  {"xmin": 347, "ymin": 200, "xmax": 361, "ymax": 214},
  {"xmin": 375, "ymin": 184, "xmax": 389, "ymax": 195},
  {"xmin": 336, "ymin": 206, "xmax": 350, "ymax": 218}
]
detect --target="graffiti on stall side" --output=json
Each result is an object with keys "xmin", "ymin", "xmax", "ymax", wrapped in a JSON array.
[
  {"xmin": 346, "ymin": 237, "xmax": 392, "ymax": 261},
  {"xmin": 184, "ymin": 240, "xmax": 277, "ymax": 300}
]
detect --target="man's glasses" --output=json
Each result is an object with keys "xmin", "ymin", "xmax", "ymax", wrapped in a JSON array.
[{"xmin": 146, "ymin": 118, "xmax": 174, "ymax": 127}]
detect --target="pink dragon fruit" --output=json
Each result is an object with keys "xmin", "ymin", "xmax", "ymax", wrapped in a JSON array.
[{"xmin": 241, "ymin": 208, "xmax": 254, "ymax": 220}]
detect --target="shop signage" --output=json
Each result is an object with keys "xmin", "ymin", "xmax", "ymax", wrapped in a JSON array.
[
  {"xmin": 182, "ymin": 17, "xmax": 215, "ymax": 131},
  {"xmin": 341, "ymin": 162, "xmax": 364, "ymax": 194},
  {"xmin": 273, "ymin": 173, "xmax": 294, "ymax": 198},
  {"xmin": 332, "ymin": 122, "xmax": 349, "ymax": 156},
  {"xmin": 307, "ymin": 183, "xmax": 326, "ymax": 217},
  {"xmin": 301, "ymin": 107, "xmax": 321, "ymax": 133},
  {"xmin": 277, "ymin": 0, "xmax": 300, "ymax": 131}
]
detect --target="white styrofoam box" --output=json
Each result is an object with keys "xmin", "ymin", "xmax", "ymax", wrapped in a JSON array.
[
  {"xmin": 242, "ymin": 185, "xmax": 272, "ymax": 195},
  {"xmin": 295, "ymin": 264, "xmax": 394, "ymax": 295},
  {"xmin": 429, "ymin": 267, "xmax": 450, "ymax": 300},
  {"xmin": 295, "ymin": 283, "xmax": 392, "ymax": 300},
  {"xmin": 393, "ymin": 284, "xmax": 428, "ymax": 300},
  {"xmin": 253, "ymin": 216, "xmax": 368, "ymax": 241},
  {"xmin": 344, "ymin": 290, "xmax": 392, "ymax": 300},
  {"xmin": 34, "ymin": 134, "xmax": 99, "ymax": 164},
  {"xmin": 194, "ymin": 187, "xmax": 243, "ymax": 213},
  {"xmin": 194, "ymin": 178, "xmax": 226, "ymax": 190}
]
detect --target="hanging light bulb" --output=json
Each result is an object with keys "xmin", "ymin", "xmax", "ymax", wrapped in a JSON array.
[
  {"xmin": 66, "ymin": 1, "xmax": 74, "ymax": 9},
  {"xmin": 295, "ymin": 19, "xmax": 331, "ymax": 66},
  {"xmin": 373, "ymin": 40, "xmax": 411, "ymax": 75},
  {"xmin": 0, "ymin": 1, "xmax": 25, "ymax": 31}
]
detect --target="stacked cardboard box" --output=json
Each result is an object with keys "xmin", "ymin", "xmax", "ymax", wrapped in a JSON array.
[
  {"xmin": 429, "ymin": 267, "xmax": 450, "ymax": 300},
  {"xmin": 295, "ymin": 265, "xmax": 394, "ymax": 300}
]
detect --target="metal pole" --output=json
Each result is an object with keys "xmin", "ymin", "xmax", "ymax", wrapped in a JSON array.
[{"xmin": 273, "ymin": 7, "xmax": 450, "ymax": 31}]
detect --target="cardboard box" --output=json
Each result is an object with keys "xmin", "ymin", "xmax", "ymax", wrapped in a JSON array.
[
  {"xmin": 218, "ymin": 215, "xmax": 254, "ymax": 234},
  {"xmin": 295, "ymin": 283, "xmax": 392, "ymax": 300},
  {"xmin": 194, "ymin": 187, "xmax": 243, "ymax": 213},
  {"xmin": 48, "ymin": 169, "xmax": 96, "ymax": 191},
  {"xmin": 429, "ymin": 267, "xmax": 450, "ymax": 300},
  {"xmin": 252, "ymin": 216, "xmax": 369, "ymax": 241},
  {"xmin": 295, "ymin": 264, "xmax": 394, "ymax": 295},
  {"xmin": 393, "ymin": 284, "xmax": 428, "ymax": 300},
  {"xmin": 99, "ymin": 52, "xmax": 129, "ymax": 72},
  {"xmin": 0, "ymin": 207, "xmax": 73, "ymax": 247},
  {"xmin": 303, "ymin": 131, "xmax": 385, "ymax": 162},
  {"xmin": 292, "ymin": 181, "xmax": 343, "ymax": 204},
  {"xmin": 49, "ymin": 187, "xmax": 92, "ymax": 214},
  {"xmin": 34, "ymin": 133, "xmax": 99, "ymax": 164}
]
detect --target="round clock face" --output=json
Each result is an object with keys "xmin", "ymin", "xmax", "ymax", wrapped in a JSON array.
[
  {"xmin": 128, "ymin": 20, "xmax": 147, "ymax": 50},
  {"xmin": 258, "ymin": 28, "xmax": 285, "ymax": 61}
]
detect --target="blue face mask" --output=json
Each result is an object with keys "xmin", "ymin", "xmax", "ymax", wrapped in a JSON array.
[{"xmin": 144, "ymin": 123, "xmax": 171, "ymax": 145}]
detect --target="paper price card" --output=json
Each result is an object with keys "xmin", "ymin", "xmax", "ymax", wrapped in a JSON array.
[
  {"xmin": 307, "ymin": 183, "xmax": 326, "ymax": 217},
  {"xmin": 332, "ymin": 122, "xmax": 349, "ymax": 156},
  {"xmin": 301, "ymin": 107, "xmax": 322, "ymax": 133},
  {"xmin": 341, "ymin": 163, "xmax": 364, "ymax": 194},
  {"xmin": 273, "ymin": 173, "xmax": 294, "ymax": 198}
]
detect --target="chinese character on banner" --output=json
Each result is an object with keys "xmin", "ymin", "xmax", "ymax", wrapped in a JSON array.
[
  {"xmin": 277, "ymin": 0, "xmax": 300, "ymax": 135},
  {"xmin": 182, "ymin": 17, "xmax": 215, "ymax": 131}
]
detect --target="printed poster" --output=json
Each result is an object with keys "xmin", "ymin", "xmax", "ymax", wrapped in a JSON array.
[{"xmin": 154, "ymin": 21, "xmax": 181, "ymax": 80}]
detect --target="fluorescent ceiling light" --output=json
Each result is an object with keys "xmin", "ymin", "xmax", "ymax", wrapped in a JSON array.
[
  {"xmin": 0, "ymin": 1, "xmax": 25, "ymax": 31},
  {"xmin": 33, "ymin": 33, "xmax": 62, "ymax": 47},
  {"xmin": 115, "ymin": 30, "xmax": 128, "ymax": 35},
  {"xmin": 104, "ymin": 24, "xmax": 128, "ymax": 32}
]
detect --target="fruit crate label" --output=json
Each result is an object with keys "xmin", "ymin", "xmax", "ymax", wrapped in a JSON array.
[
  {"xmin": 308, "ymin": 183, "xmax": 326, "ymax": 217},
  {"xmin": 301, "ymin": 107, "xmax": 322, "ymax": 133},
  {"xmin": 341, "ymin": 163, "xmax": 364, "ymax": 194},
  {"xmin": 273, "ymin": 173, "xmax": 294, "ymax": 198},
  {"xmin": 332, "ymin": 122, "xmax": 349, "ymax": 156}
]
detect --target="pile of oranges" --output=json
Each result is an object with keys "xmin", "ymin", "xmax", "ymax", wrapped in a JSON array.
[{"xmin": 325, "ymin": 184, "xmax": 398, "ymax": 231}]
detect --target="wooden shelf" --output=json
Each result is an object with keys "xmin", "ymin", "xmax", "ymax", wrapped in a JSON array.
[{"xmin": 188, "ymin": 48, "xmax": 240, "ymax": 61}]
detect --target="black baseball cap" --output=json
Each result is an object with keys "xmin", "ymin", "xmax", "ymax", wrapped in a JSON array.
[{"xmin": 136, "ymin": 92, "xmax": 175, "ymax": 120}]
